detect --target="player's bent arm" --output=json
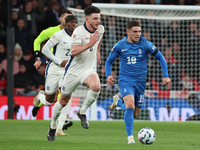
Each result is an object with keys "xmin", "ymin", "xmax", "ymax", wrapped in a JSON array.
[
  {"xmin": 71, "ymin": 43, "xmax": 93, "ymax": 57},
  {"xmin": 34, "ymin": 30, "xmax": 49, "ymax": 52},
  {"xmin": 42, "ymin": 40, "xmax": 62, "ymax": 66}
]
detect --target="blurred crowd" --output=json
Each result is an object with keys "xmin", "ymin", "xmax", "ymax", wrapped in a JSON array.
[{"xmin": 0, "ymin": 0, "xmax": 200, "ymax": 96}]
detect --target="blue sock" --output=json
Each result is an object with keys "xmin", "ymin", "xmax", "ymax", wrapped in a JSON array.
[
  {"xmin": 124, "ymin": 108, "xmax": 134, "ymax": 137},
  {"xmin": 117, "ymin": 98, "xmax": 126, "ymax": 110}
]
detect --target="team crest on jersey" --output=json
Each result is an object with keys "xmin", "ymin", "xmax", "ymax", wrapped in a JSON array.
[
  {"xmin": 52, "ymin": 35, "xmax": 56, "ymax": 39},
  {"xmin": 152, "ymin": 45, "xmax": 156, "ymax": 50},
  {"xmin": 138, "ymin": 49, "xmax": 142, "ymax": 57},
  {"xmin": 73, "ymin": 34, "xmax": 76, "ymax": 39}
]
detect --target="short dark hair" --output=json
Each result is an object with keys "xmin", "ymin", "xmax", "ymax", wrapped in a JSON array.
[
  {"xmin": 126, "ymin": 20, "xmax": 141, "ymax": 30},
  {"xmin": 60, "ymin": 9, "xmax": 72, "ymax": 17},
  {"xmin": 84, "ymin": 6, "xmax": 100, "ymax": 16}
]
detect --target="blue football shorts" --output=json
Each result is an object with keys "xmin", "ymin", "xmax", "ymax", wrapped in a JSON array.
[{"xmin": 118, "ymin": 79, "xmax": 146, "ymax": 108}]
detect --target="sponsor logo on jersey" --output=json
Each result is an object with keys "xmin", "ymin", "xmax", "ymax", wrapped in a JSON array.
[
  {"xmin": 152, "ymin": 45, "xmax": 156, "ymax": 50},
  {"xmin": 121, "ymin": 49, "xmax": 128, "ymax": 52},
  {"xmin": 63, "ymin": 42, "xmax": 67, "ymax": 44},
  {"xmin": 85, "ymin": 38, "xmax": 89, "ymax": 40},
  {"xmin": 124, "ymin": 88, "xmax": 127, "ymax": 92},
  {"xmin": 73, "ymin": 34, "xmax": 76, "ymax": 39}
]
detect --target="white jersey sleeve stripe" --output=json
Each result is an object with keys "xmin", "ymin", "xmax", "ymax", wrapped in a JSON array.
[{"xmin": 71, "ymin": 42, "xmax": 81, "ymax": 45}]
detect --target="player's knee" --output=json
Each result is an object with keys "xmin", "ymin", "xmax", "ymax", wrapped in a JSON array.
[
  {"xmin": 59, "ymin": 95, "xmax": 71, "ymax": 107},
  {"xmin": 46, "ymin": 94, "xmax": 56, "ymax": 103},
  {"xmin": 91, "ymin": 85, "xmax": 101, "ymax": 92},
  {"xmin": 126, "ymin": 102, "xmax": 135, "ymax": 109},
  {"xmin": 60, "ymin": 100, "xmax": 68, "ymax": 107}
]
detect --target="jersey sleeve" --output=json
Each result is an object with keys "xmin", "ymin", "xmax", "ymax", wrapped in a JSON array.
[
  {"xmin": 143, "ymin": 39, "xmax": 157, "ymax": 55},
  {"xmin": 71, "ymin": 28, "xmax": 82, "ymax": 45},
  {"xmin": 105, "ymin": 44, "xmax": 121, "ymax": 78},
  {"xmin": 42, "ymin": 32, "xmax": 62, "ymax": 66},
  {"xmin": 49, "ymin": 32, "xmax": 60, "ymax": 46},
  {"xmin": 33, "ymin": 29, "xmax": 50, "ymax": 51}
]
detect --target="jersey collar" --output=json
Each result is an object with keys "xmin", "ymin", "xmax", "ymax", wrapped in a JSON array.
[
  {"xmin": 84, "ymin": 22, "xmax": 95, "ymax": 34},
  {"xmin": 64, "ymin": 28, "xmax": 71, "ymax": 37}
]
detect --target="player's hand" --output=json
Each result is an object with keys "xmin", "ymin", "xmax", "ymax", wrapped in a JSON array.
[
  {"xmin": 34, "ymin": 59, "xmax": 41, "ymax": 69},
  {"xmin": 89, "ymin": 31, "xmax": 99, "ymax": 46},
  {"xmin": 163, "ymin": 77, "xmax": 172, "ymax": 90},
  {"xmin": 106, "ymin": 76, "xmax": 115, "ymax": 87},
  {"xmin": 60, "ymin": 60, "xmax": 68, "ymax": 67}
]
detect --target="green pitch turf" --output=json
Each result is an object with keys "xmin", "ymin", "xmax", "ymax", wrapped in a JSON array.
[{"xmin": 0, "ymin": 120, "xmax": 199, "ymax": 150}]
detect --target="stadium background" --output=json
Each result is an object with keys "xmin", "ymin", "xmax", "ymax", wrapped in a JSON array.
[{"xmin": 0, "ymin": 0, "xmax": 200, "ymax": 121}]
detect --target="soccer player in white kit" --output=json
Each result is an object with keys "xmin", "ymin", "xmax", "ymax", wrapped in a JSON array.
[
  {"xmin": 32, "ymin": 15, "xmax": 78, "ymax": 136},
  {"xmin": 47, "ymin": 6, "xmax": 104, "ymax": 141}
]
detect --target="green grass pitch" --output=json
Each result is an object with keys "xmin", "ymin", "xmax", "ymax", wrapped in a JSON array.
[{"xmin": 0, "ymin": 120, "xmax": 199, "ymax": 150}]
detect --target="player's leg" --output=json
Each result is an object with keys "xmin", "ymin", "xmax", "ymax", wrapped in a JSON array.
[
  {"xmin": 123, "ymin": 94, "xmax": 135, "ymax": 144},
  {"xmin": 47, "ymin": 72, "xmax": 79, "ymax": 140},
  {"xmin": 47, "ymin": 93, "xmax": 71, "ymax": 141},
  {"xmin": 32, "ymin": 93, "xmax": 55, "ymax": 117},
  {"xmin": 32, "ymin": 74, "xmax": 59, "ymax": 117},
  {"xmin": 134, "ymin": 107, "xmax": 141, "ymax": 119},
  {"xmin": 117, "ymin": 80, "xmax": 136, "ymax": 144},
  {"xmin": 108, "ymin": 95, "xmax": 126, "ymax": 111},
  {"xmin": 78, "ymin": 73, "xmax": 101, "ymax": 129},
  {"xmin": 56, "ymin": 98, "xmax": 73, "ymax": 136}
]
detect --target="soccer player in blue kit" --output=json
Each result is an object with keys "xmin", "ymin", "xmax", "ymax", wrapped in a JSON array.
[{"xmin": 105, "ymin": 20, "xmax": 172, "ymax": 144}]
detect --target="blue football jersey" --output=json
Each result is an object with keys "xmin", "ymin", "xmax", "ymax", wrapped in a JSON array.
[{"xmin": 106, "ymin": 36, "xmax": 156, "ymax": 83}]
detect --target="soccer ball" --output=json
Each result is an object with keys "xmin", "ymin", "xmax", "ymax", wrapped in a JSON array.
[{"xmin": 138, "ymin": 127, "xmax": 156, "ymax": 144}]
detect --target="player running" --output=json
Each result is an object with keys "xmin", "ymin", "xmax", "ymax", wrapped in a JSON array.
[
  {"xmin": 33, "ymin": 15, "xmax": 78, "ymax": 136},
  {"xmin": 105, "ymin": 20, "xmax": 172, "ymax": 144},
  {"xmin": 47, "ymin": 6, "xmax": 104, "ymax": 141}
]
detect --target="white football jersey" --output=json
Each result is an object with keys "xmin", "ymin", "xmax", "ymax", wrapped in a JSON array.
[
  {"xmin": 46, "ymin": 28, "xmax": 72, "ymax": 74},
  {"xmin": 67, "ymin": 23, "xmax": 104, "ymax": 75}
]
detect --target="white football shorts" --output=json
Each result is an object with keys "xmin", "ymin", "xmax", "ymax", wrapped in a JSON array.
[
  {"xmin": 61, "ymin": 69, "xmax": 97, "ymax": 95},
  {"xmin": 45, "ymin": 73, "xmax": 63, "ymax": 95}
]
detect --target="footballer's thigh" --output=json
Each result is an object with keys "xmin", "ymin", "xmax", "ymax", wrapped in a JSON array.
[
  {"xmin": 134, "ymin": 82, "xmax": 145, "ymax": 118},
  {"xmin": 82, "ymin": 72, "xmax": 101, "ymax": 92},
  {"xmin": 61, "ymin": 73, "xmax": 80, "ymax": 96},
  {"xmin": 45, "ymin": 73, "xmax": 62, "ymax": 103},
  {"xmin": 119, "ymin": 79, "xmax": 135, "ymax": 109}
]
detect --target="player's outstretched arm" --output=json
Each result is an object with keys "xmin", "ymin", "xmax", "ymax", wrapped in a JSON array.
[
  {"xmin": 163, "ymin": 78, "xmax": 172, "ymax": 90},
  {"xmin": 71, "ymin": 31, "xmax": 100, "ymax": 56}
]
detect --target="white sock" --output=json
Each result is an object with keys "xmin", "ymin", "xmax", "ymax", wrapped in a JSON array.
[
  {"xmin": 80, "ymin": 90, "xmax": 99, "ymax": 114},
  {"xmin": 38, "ymin": 93, "xmax": 53, "ymax": 106},
  {"xmin": 51, "ymin": 101, "xmax": 63, "ymax": 129},
  {"xmin": 57, "ymin": 114, "xmax": 67, "ymax": 132},
  {"xmin": 128, "ymin": 135, "xmax": 134, "ymax": 140},
  {"xmin": 57, "ymin": 100, "xmax": 71, "ymax": 131}
]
